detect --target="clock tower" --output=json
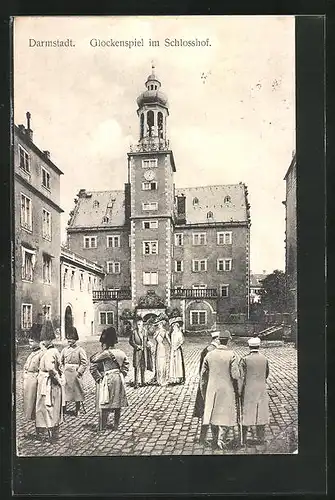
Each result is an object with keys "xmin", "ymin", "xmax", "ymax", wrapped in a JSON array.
[{"xmin": 128, "ymin": 65, "xmax": 176, "ymax": 310}]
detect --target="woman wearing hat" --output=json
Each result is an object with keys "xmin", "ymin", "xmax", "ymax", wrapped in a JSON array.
[
  {"xmin": 23, "ymin": 322, "xmax": 45, "ymax": 435},
  {"xmin": 152, "ymin": 313, "xmax": 170, "ymax": 386},
  {"xmin": 35, "ymin": 320, "xmax": 64, "ymax": 442},
  {"xmin": 168, "ymin": 317, "xmax": 185, "ymax": 385},
  {"xmin": 60, "ymin": 326, "xmax": 88, "ymax": 417},
  {"xmin": 90, "ymin": 326, "xmax": 129, "ymax": 431}
]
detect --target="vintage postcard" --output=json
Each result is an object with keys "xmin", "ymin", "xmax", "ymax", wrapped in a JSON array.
[{"xmin": 13, "ymin": 15, "xmax": 297, "ymax": 458}]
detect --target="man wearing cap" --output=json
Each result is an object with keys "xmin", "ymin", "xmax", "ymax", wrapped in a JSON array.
[
  {"xmin": 239, "ymin": 336, "xmax": 270, "ymax": 445},
  {"xmin": 129, "ymin": 315, "xmax": 153, "ymax": 388},
  {"xmin": 200, "ymin": 330, "xmax": 240, "ymax": 450},
  {"xmin": 35, "ymin": 320, "xmax": 64, "ymax": 442},
  {"xmin": 193, "ymin": 330, "xmax": 220, "ymax": 424},
  {"xmin": 90, "ymin": 326, "xmax": 129, "ymax": 431},
  {"xmin": 60, "ymin": 326, "xmax": 88, "ymax": 417},
  {"xmin": 23, "ymin": 322, "xmax": 45, "ymax": 436}
]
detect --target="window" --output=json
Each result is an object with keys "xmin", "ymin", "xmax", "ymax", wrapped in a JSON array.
[
  {"xmin": 192, "ymin": 284, "xmax": 207, "ymax": 289},
  {"xmin": 143, "ymin": 271, "xmax": 158, "ymax": 285},
  {"xmin": 93, "ymin": 277, "xmax": 97, "ymax": 288},
  {"xmin": 142, "ymin": 220, "xmax": 158, "ymax": 229},
  {"xmin": 22, "ymin": 304, "xmax": 32, "ymax": 329},
  {"xmin": 192, "ymin": 259, "xmax": 207, "ymax": 272},
  {"xmin": 190, "ymin": 310, "xmax": 207, "ymax": 326},
  {"xmin": 63, "ymin": 268, "xmax": 68, "ymax": 288},
  {"xmin": 192, "ymin": 233, "xmax": 207, "ymax": 245},
  {"xmin": 42, "ymin": 209, "xmax": 51, "ymax": 240},
  {"xmin": 175, "ymin": 260, "xmax": 183, "ymax": 272},
  {"xmin": 193, "ymin": 197, "xmax": 199, "ymax": 206},
  {"xmin": 42, "ymin": 254, "xmax": 52, "ymax": 284},
  {"xmin": 217, "ymin": 258, "xmax": 232, "ymax": 271},
  {"xmin": 224, "ymin": 195, "xmax": 231, "ymax": 204},
  {"xmin": 100, "ymin": 311, "xmax": 114, "ymax": 325},
  {"xmin": 142, "ymin": 182, "xmax": 157, "ymax": 191},
  {"xmin": 83, "ymin": 312, "xmax": 87, "ymax": 324},
  {"xmin": 217, "ymin": 231, "xmax": 232, "ymax": 245},
  {"xmin": 142, "ymin": 202, "xmax": 158, "ymax": 211},
  {"xmin": 142, "ymin": 159, "xmax": 157, "ymax": 169},
  {"xmin": 220, "ymin": 284, "xmax": 229, "ymax": 297},
  {"xmin": 19, "ymin": 145, "xmax": 30, "ymax": 173},
  {"xmin": 88, "ymin": 276, "xmax": 92, "ymax": 292},
  {"xmin": 20, "ymin": 194, "xmax": 32, "ymax": 231},
  {"xmin": 174, "ymin": 233, "xmax": 184, "ymax": 246},
  {"xmin": 79, "ymin": 273, "xmax": 84, "ymax": 291},
  {"xmin": 207, "ymin": 211, "xmax": 213, "ymax": 219},
  {"xmin": 84, "ymin": 236, "xmax": 97, "ymax": 248},
  {"xmin": 22, "ymin": 247, "xmax": 35, "ymax": 281},
  {"xmin": 70, "ymin": 270, "xmax": 75, "ymax": 289},
  {"xmin": 143, "ymin": 241, "xmax": 158, "ymax": 255},
  {"xmin": 93, "ymin": 200, "xmax": 99, "ymax": 208},
  {"xmin": 129, "ymin": 235, "xmax": 131, "ymax": 247},
  {"xmin": 42, "ymin": 167, "xmax": 50, "ymax": 189},
  {"xmin": 43, "ymin": 305, "xmax": 51, "ymax": 321},
  {"xmin": 107, "ymin": 261, "xmax": 121, "ymax": 274},
  {"xmin": 107, "ymin": 235, "xmax": 120, "ymax": 248},
  {"xmin": 102, "ymin": 216, "xmax": 109, "ymax": 223}
]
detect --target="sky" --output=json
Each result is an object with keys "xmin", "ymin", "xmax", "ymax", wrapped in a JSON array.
[{"xmin": 14, "ymin": 16, "xmax": 295, "ymax": 274}]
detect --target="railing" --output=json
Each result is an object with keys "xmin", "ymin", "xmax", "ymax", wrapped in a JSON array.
[
  {"xmin": 92, "ymin": 289, "xmax": 132, "ymax": 301},
  {"xmin": 170, "ymin": 288, "xmax": 218, "ymax": 299},
  {"xmin": 129, "ymin": 139, "xmax": 170, "ymax": 153}
]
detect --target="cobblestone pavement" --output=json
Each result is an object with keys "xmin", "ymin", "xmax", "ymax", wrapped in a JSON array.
[{"xmin": 15, "ymin": 337, "xmax": 298, "ymax": 456}]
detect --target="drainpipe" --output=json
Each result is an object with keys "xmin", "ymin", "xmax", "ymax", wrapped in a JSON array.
[{"xmin": 59, "ymin": 261, "xmax": 63, "ymax": 340}]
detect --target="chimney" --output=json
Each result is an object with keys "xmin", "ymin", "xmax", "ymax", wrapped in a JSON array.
[
  {"xmin": 43, "ymin": 150, "xmax": 50, "ymax": 159},
  {"xmin": 26, "ymin": 111, "xmax": 33, "ymax": 141},
  {"xmin": 124, "ymin": 183, "xmax": 131, "ymax": 225},
  {"xmin": 176, "ymin": 194, "xmax": 186, "ymax": 224},
  {"xmin": 262, "ymin": 270, "xmax": 266, "ymax": 275}
]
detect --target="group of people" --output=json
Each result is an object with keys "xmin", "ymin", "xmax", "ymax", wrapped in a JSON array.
[
  {"xmin": 193, "ymin": 329, "xmax": 270, "ymax": 450},
  {"xmin": 22, "ymin": 313, "xmax": 186, "ymax": 439},
  {"xmin": 22, "ymin": 315, "xmax": 270, "ymax": 449}
]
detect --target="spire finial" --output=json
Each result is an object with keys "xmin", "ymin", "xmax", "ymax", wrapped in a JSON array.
[{"xmin": 151, "ymin": 60, "xmax": 155, "ymax": 74}]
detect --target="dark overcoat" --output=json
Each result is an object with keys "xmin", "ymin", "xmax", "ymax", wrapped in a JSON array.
[
  {"xmin": 129, "ymin": 326, "xmax": 153, "ymax": 371},
  {"xmin": 193, "ymin": 342, "xmax": 217, "ymax": 418}
]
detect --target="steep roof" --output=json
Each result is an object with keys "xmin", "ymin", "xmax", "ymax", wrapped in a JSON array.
[
  {"xmin": 68, "ymin": 183, "xmax": 248, "ymax": 229},
  {"xmin": 175, "ymin": 184, "xmax": 248, "ymax": 224},
  {"xmin": 69, "ymin": 190, "xmax": 125, "ymax": 228},
  {"xmin": 250, "ymin": 274, "xmax": 267, "ymax": 287}
]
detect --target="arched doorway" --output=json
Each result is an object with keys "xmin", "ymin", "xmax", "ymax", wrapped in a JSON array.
[{"xmin": 64, "ymin": 305, "xmax": 73, "ymax": 337}]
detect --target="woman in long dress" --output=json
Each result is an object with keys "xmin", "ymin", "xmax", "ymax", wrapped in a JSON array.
[
  {"xmin": 169, "ymin": 317, "xmax": 186, "ymax": 385},
  {"xmin": 90, "ymin": 326, "xmax": 129, "ymax": 431},
  {"xmin": 152, "ymin": 314, "xmax": 170, "ymax": 386}
]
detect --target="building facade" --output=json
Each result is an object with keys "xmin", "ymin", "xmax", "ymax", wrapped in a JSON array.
[
  {"xmin": 66, "ymin": 67, "xmax": 251, "ymax": 333},
  {"xmin": 284, "ymin": 153, "xmax": 297, "ymax": 316},
  {"xmin": 14, "ymin": 113, "xmax": 64, "ymax": 336},
  {"xmin": 60, "ymin": 247, "xmax": 105, "ymax": 338},
  {"xmin": 249, "ymin": 272, "xmax": 268, "ymax": 304}
]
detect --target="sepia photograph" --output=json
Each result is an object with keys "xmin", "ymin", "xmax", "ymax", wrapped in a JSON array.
[{"xmin": 13, "ymin": 15, "xmax": 297, "ymax": 458}]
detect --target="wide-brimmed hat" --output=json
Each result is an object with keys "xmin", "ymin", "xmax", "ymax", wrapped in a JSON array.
[
  {"xmin": 28, "ymin": 323, "xmax": 42, "ymax": 342},
  {"xmin": 66, "ymin": 326, "xmax": 79, "ymax": 341},
  {"xmin": 153, "ymin": 313, "xmax": 168, "ymax": 325},
  {"xmin": 169, "ymin": 316, "xmax": 183, "ymax": 327},
  {"xmin": 40, "ymin": 320, "xmax": 56, "ymax": 341},
  {"xmin": 100, "ymin": 326, "xmax": 117, "ymax": 346}
]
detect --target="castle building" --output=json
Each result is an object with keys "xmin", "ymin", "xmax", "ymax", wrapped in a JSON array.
[
  {"xmin": 14, "ymin": 113, "xmax": 64, "ymax": 335},
  {"xmin": 66, "ymin": 66, "xmax": 251, "ymax": 334},
  {"xmin": 284, "ymin": 153, "xmax": 297, "ymax": 316}
]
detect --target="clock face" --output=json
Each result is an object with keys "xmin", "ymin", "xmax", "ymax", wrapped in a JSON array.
[{"xmin": 144, "ymin": 169, "xmax": 155, "ymax": 181}]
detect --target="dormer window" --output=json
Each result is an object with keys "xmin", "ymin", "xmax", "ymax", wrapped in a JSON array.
[
  {"xmin": 207, "ymin": 211, "xmax": 213, "ymax": 219},
  {"xmin": 93, "ymin": 200, "xmax": 99, "ymax": 209},
  {"xmin": 224, "ymin": 196, "xmax": 231, "ymax": 204},
  {"xmin": 193, "ymin": 197, "xmax": 199, "ymax": 206},
  {"xmin": 102, "ymin": 216, "xmax": 109, "ymax": 223}
]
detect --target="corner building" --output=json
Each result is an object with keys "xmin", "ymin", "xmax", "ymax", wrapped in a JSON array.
[{"xmin": 67, "ymin": 67, "xmax": 251, "ymax": 334}]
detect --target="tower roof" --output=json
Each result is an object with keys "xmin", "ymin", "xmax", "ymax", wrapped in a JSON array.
[{"xmin": 137, "ymin": 63, "xmax": 168, "ymax": 109}]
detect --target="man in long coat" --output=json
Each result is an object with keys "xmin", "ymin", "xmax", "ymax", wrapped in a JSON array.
[
  {"xmin": 35, "ymin": 320, "xmax": 64, "ymax": 442},
  {"xmin": 200, "ymin": 330, "xmax": 240, "ymax": 450},
  {"xmin": 23, "ymin": 322, "xmax": 45, "ymax": 436},
  {"xmin": 60, "ymin": 326, "xmax": 88, "ymax": 416},
  {"xmin": 239, "ymin": 336, "xmax": 270, "ymax": 445},
  {"xmin": 129, "ymin": 315, "xmax": 153, "ymax": 388},
  {"xmin": 193, "ymin": 330, "xmax": 220, "ymax": 433}
]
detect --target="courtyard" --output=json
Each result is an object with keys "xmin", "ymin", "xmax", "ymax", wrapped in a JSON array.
[{"xmin": 15, "ymin": 337, "xmax": 298, "ymax": 456}]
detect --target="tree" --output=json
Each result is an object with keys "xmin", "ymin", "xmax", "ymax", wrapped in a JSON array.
[{"xmin": 260, "ymin": 270, "xmax": 286, "ymax": 312}]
